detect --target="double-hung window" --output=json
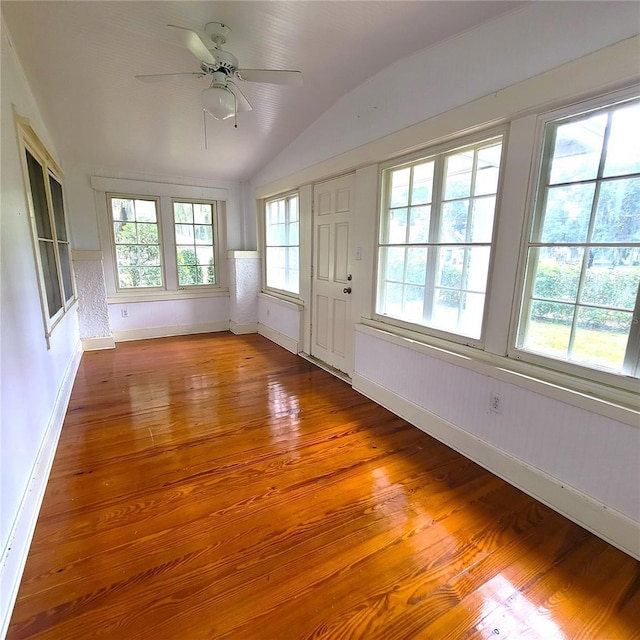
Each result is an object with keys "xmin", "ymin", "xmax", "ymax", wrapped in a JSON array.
[
  {"xmin": 516, "ymin": 97, "xmax": 640, "ymax": 379},
  {"xmin": 174, "ymin": 200, "xmax": 217, "ymax": 287},
  {"xmin": 109, "ymin": 195, "xmax": 163, "ymax": 289},
  {"xmin": 376, "ymin": 134, "xmax": 504, "ymax": 342},
  {"xmin": 18, "ymin": 120, "xmax": 75, "ymax": 341},
  {"xmin": 265, "ymin": 193, "xmax": 299, "ymax": 295}
]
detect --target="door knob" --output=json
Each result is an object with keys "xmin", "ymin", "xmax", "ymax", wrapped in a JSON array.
[{"xmin": 343, "ymin": 287, "xmax": 352, "ymax": 294}]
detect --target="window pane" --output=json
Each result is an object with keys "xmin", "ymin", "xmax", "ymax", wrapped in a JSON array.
[
  {"xmin": 466, "ymin": 246, "xmax": 491, "ymax": 292},
  {"xmin": 58, "ymin": 243, "xmax": 73, "ymax": 303},
  {"xmin": 139, "ymin": 245, "xmax": 160, "ymax": 266},
  {"xmin": 387, "ymin": 209, "xmax": 407, "ymax": 244},
  {"xmin": 404, "ymin": 285, "xmax": 425, "ymax": 323},
  {"xmin": 390, "ymin": 168, "xmax": 410, "ymax": 207},
  {"xmin": 604, "ymin": 102, "xmax": 640, "ymax": 177},
  {"xmin": 384, "ymin": 246, "xmax": 406, "ymax": 282},
  {"xmin": 581, "ymin": 256, "xmax": 640, "ymax": 310},
  {"xmin": 177, "ymin": 247, "xmax": 197, "ymax": 265},
  {"xmin": 592, "ymin": 178, "xmax": 640, "ymax": 242},
  {"xmin": 137, "ymin": 223, "xmax": 158, "ymax": 244},
  {"xmin": 474, "ymin": 144, "xmax": 502, "ymax": 196},
  {"xmin": 116, "ymin": 245, "xmax": 139, "ymax": 265},
  {"xmin": 531, "ymin": 247, "xmax": 583, "ymax": 303},
  {"xmin": 139, "ymin": 267, "xmax": 162, "ymax": 287},
  {"xmin": 174, "ymin": 202, "xmax": 193, "ymax": 223},
  {"xmin": 194, "ymin": 225, "xmax": 212, "ymax": 245},
  {"xmin": 114, "ymin": 222, "xmax": 137, "ymax": 244},
  {"xmin": 539, "ymin": 183, "xmax": 595, "ymax": 243},
  {"xmin": 411, "ymin": 162, "xmax": 434, "ymax": 205},
  {"xmin": 39, "ymin": 240, "xmax": 62, "ymax": 317},
  {"xmin": 26, "ymin": 150, "xmax": 52, "ymax": 239},
  {"xmin": 444, "ymin": 150, "xmax": 474, "ymax": 200},
  {"xmin": 440, "ymin": 200, "xmax": 469, "ymax": 242},
  {"xmin": 432, "ymin": 289, "xmax": 460, "ymax": 332},
  {"xmin": 438, "ymin": 248, "xmax": 464, "ymax": 289},
  {"xmin": 178, "ymin": 265, "xmax": 199, "ymax": 286},
  {"xmin": 408, "ymin": 206, "xmax": 430, "ymax": 243},
  {"xmin": 459, "ymin": 292, "xmax": 485, "ymax": 339},
  {"xmin": 112, "ymin": 198, "xmax": 134, "ymax": 222},
  {"xmin": 265, "ymin": 195, "xmax": 300, "ymax": 294},
  {"xmin": 572, "ymin": 307, "xmax": 632, "ymax": 371},
  {"xmin": 406, "ymin": 248, "xmax": 427, "ymax": 285},
  {"xmin": 549, "ymin": 113, "xmax": 607, "ymax": 184},
  {"xmin": 49, "ymin": 176, "xmax": 67, "ymax": 241},
  {"xmin": 522, "ymin": 300, "xmax": 575, "ymax": 358},
  {"xmin": 135, "ymin": 200, "xmax": 157, "ymax": 222},
  {"xmin": 469, "ymin": 197, "xmax": 496, "ymax": 243},
  {"xmin": 196, "ymin": 246, "xmax": 214, "ymax": 266},
  {"xmin": 194, "ymin": 203, "xmax": 212, "ymax": 224}
]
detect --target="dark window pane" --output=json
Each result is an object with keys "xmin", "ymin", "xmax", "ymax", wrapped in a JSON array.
[
  {"xmin": 58, "ymin": 242, "xmax": 73, "ymax": 302},
  {"xmin": 39, "ymin": 240, "xmax": 62, "ymax": 317},
  {"xmin": 49, "ymin": 175, "xmax": 67, "ymax": 241},
  {"xmin": 26, "ymin": 150, "xmax": 52, "ymax": 239}
]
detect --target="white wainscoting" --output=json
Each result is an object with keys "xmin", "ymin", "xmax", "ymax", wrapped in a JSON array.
[
  {"xmin": 257, "ymin": 293, "xmax": 302, "ymax": 353},
  {"xmin": 352, "ymin": 325, "xmax": 640, "ymax": 560}
]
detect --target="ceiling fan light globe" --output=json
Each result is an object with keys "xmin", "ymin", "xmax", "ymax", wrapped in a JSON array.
[{"xmin": 201, "ymin": 87, "xmax": 235, "ymax": 120}]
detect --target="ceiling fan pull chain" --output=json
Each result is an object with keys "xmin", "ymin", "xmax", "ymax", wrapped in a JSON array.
[{"xmin": 204, "ymin": 110, "xmax": 208, "ymax": 149}]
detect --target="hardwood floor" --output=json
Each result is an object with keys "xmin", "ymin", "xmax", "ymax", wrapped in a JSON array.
[{"xmin": 8, "ymin": 333, "xmax": 640, "ymax": 639}]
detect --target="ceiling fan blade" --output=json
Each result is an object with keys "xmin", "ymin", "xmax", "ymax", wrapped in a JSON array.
[
  {"xmin": 167, "ymin": 25, "xmax": 217, "ymax": 65},
  {"xmin": 235, "ymin": 69, "xmax": 303, "ymax": 87},
  {"xmin": 135, "ymin": 72, "xmax": 203, "ymax": 83},
  {"xmin": 228, "ymin": 83, "xmax": 253, "ymax": 112}
]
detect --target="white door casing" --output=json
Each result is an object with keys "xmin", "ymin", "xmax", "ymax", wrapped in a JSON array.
[{"xmin": 311, "ymin": 174, "xmax": 355, "ymax": 375}]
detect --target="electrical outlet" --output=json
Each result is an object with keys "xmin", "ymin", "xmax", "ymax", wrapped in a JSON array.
[
  {"xmin": 121, "ymin": 308, "xmax": 128, "ymax": 318},
  {"xmin": 489, "ymin": 392, "xmax": 502, "ymax": 414}
]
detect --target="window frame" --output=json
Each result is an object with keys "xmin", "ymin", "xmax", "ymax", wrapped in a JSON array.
[
  {"xmin": 509, "ymin": 89, "xmax": 640, "ymax": 393},
  {"xmin": 263, "ymin": 191, "xmax": 300, "ymax": 298},
  {"xmin": 107, "ymin": 193, "xmax": 165, "ymax": 292},
  {"xmin": 373, "ymin": 128, "xmax": 507, "ymax": 349},
  {"xmin": 16, "ymin": 115, "xmax": 76, "ymax": 345},
  {"xmin": 171, "ymin": 198, "xmax": 219, "ymax": 290}
]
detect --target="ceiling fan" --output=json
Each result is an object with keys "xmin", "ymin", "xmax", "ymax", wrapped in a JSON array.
[{"xmin": 135, "ymin": 22, "xmax": 303, "ymax": 126}]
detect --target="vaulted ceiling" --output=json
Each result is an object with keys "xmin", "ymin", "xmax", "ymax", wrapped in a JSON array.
[{"xmin": 2, "ymin": 1, "xmax": 525, "ymax": 182}]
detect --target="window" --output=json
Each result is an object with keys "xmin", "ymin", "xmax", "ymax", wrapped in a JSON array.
[
  {"xmin": 174, "ymin": 200, "xmax": 216, "ymax": 286},
  {"xmin": 265, "ymin": 193, "xmax": 299, "ymax": 294},
  {"xmin": 19, "ymin": 124, "xmax": 75, "ymax": 340},
  {"xmin": 517, "ymin": 98, "xmax": 640, "ymax": 378},
  {"xmin": 376, "ymin": 135, "xmax": 503, "ymax": 341},
  {"xmin": 109, "ymin": 195, "xmax": 162, "ymax": 289}
]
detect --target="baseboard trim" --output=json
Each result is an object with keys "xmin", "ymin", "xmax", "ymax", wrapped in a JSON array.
[
  {"xmin": 0, "ymin": 342, "xmax": 83, "ymax": 639},
  {"xmin": 113, "ymin": 322, "xmax": 229, "ymax": 342},
  {"xmin": 258, "ymin": 324, "xmax": 299, "ymax": 354},
  {"xmin": 229, "ymin": 321, "xmax": 258, "ymax": 335},
  {"xmin": 352, "ymin": 372, "xmax": 640, "ymax": 561},
  {"xmin": 81, "ymin": 336, "xmax": 116, "ymax": 351}
]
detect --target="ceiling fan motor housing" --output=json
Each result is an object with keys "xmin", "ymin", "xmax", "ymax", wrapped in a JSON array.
[{"xmin": 205, "ymin": 22, "xmax": 231, "ymax": 46}]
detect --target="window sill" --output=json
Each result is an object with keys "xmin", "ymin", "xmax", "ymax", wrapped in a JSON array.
[
  {"xmin": 259, "ymin": 290, "xmax": 303, "ymax": 307},
  {"xmin": 357, "ymin": 320, "xmax": 640, "ymax": 427},
  {"xmin": 107, "ymin": 288, "xmax": 229, "ymax": 303}
]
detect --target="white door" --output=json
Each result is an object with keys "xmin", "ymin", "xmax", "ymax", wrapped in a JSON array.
[{"xmin": 311, "ymin": 174, "xmax": 355, "ymax": 375}]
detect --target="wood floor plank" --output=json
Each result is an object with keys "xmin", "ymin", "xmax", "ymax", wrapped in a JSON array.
[{"xmin": 8, "ymin": 333, "xmax": 640, "ymax": 639}]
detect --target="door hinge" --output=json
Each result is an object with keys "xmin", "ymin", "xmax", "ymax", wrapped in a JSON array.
[{"xmin": 311, "ymin": 264, "xmax": 314, "ymax": 278}]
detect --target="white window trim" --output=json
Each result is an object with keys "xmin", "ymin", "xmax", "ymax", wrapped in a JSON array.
[
  {"xmin": 507, "ymin": 87, "xmax": 640, "ymax": 394},
  {"xmin": 171, "ymin": 198, "xmax": 219, "ymax": 290},
  {"xmin": 96, "ymin": 181, "xmax": 228, "ymax": 299},
  {"xmin": 373, "ymin": 126, "xmax": 508, "ymax": 349},
  {"xmin": 15, "ymin": 111, "xmax": 76, "ymax": 347},
  {"xmin": 108, "ymin": 193, "xmax": 165, "ymax": 292},
  {"xmin": 262, "ymin": 190, "xmax": 301, "ymax": 299}
]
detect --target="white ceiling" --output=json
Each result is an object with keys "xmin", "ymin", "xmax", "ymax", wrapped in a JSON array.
[{"xmin": 2, "ymin": 1, "xmax": 525, "ymax": 183}]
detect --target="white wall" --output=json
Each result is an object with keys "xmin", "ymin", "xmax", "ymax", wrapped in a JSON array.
[
  {"xmin": 252, "ymin": 2, "xmax": 640, "ymax": 191},
  {"xmin": 250, "ymin": 4, "xmax": 640, "ymax": 558},
  {"xmin": 1, "ymin": 23, "xmax": 82, "ymax": 636}
]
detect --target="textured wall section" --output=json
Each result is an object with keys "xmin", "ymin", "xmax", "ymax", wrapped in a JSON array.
[
  {"xmin": 229, "ymin": 251, "xmax": 260, "ymax": 327},
  {"xmin": 72, "ymin": 257, "xmax": 111, "ymax": 339},
  {"xmin": 354, "ymin": 328, "xmax": 640, "ymax": 522}
]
